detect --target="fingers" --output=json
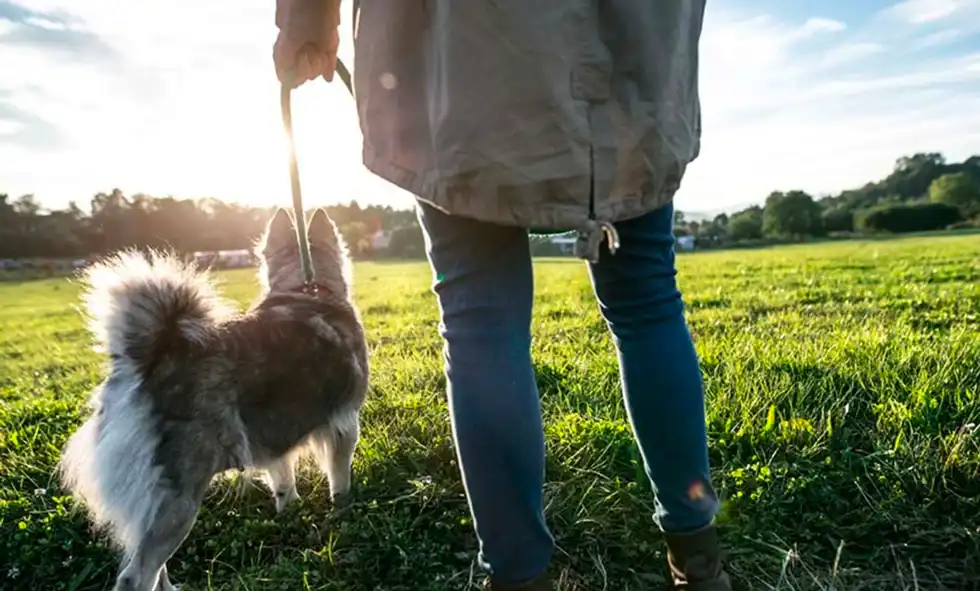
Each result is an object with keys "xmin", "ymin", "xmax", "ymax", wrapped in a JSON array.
[
  {"xmin": 298, "ymin": 47, "xmax": 320, "ymax": 85},
  {"xmin": 274, "ymin": 0, "xmax": 342, "ymax": 88},
  {"xmin": 274, "ymin": 41, "xmax": 316, "ymax": 88},
  {"xmin": 322, "ymin": 29, "xmax": 339, "ymax": 82},
  {"xmin": 274, "ymin": 36, "xmax": 339, "ymax": 88}
]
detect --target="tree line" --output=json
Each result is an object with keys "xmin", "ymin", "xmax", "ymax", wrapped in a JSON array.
[
  {"xmin": 2, "ymin": 152, "xmax": 979, "ymax": 262},
  {"xmin": 673, "ymin": 152, "xmax": 980, "ymax": 249},
  {"xmin": 0, "ymin": 190, "xmax": 425, "ymax": 262}
]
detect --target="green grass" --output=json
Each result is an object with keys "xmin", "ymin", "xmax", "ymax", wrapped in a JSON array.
[{"xmin": 2, "ymin": 234, "xmax": 979, "ymax": 590}]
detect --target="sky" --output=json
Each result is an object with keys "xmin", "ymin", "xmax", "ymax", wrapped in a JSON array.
[{"xmin": 1, "ymin": 0, "xmax": 979, "ymax": 215}]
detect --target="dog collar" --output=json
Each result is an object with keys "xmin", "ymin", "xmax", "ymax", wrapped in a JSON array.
[{"xmin": 295, "ymin": 281, "xmax": 326, "ymax": 296}]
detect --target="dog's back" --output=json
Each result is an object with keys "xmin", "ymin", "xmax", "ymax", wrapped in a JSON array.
[{"xmin": 208, "ymin": 291, "xmax": 369, "ymax": 465}]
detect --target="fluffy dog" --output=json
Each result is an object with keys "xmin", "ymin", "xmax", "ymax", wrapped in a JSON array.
[{"xmin": 58, "ymin": 208, "xmax": 369, "ymax": 591}]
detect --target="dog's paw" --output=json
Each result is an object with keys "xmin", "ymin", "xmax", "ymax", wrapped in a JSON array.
[
  {"xmin": 328, "ymin": 476, "xmax": 353, "ymax": 502},
  {"xmin": 329, "ymin": 486, "xmax": 357, "ymax": 510},
  {"xmin": 157, "ymin": 569, "xmax": 181, "ymax": 591},
  {"xmin": 274, "ymin": 488, "xmax": 300, "ymax": 514}
]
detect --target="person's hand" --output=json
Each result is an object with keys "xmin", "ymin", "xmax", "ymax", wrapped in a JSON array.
[{"xmin": 274, "ymin": 0, "xmax": 341, "ymax": 88}]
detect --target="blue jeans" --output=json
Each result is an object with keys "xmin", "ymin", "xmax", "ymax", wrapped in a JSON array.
[{"xmin": 417, "ymin": 201, "xmax": 718, "ymax": 585}]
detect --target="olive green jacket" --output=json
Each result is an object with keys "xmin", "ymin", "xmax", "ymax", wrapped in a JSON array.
[{"xmin": 351, "ymin": 1, "xmax": 706, "ymax": 260}]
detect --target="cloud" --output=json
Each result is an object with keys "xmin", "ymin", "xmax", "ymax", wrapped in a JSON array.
[
  {"xmin": 0, "ymin": 93, "xmax": 63, "ymax": 149},
  {"xmin": 798, "ymin": 17, "xmax": 847, "ymax": 37},
  {"xmin": 883, "ymin": 0, "xmax": 965, "ymax": 24},
  {"xmin": 910, "ymin": 28, "xmax": 965, "ymax": 49},
  {"xmin": 817, "ymin": 42, "xmax": 886, "ymax": 68},
  {"xmin": 810, "ymin": 52, "xmax": 980, "ymax": 97},
  {"xmin": 0, "ymin": 0, "xmax": 115, "ymax": 62},
  {"xmin": 0, "ymin": 1, "xmax": 149, "ymax": 156}
]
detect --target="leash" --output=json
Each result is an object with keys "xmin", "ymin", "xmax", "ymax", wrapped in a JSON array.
[
  {"xmin": 280, "ymin": 56, "xmax": 354, "ymax": 292},
  {"xmin": 279, "ymin": 0, "xmax": 359, "ymax": 291}
]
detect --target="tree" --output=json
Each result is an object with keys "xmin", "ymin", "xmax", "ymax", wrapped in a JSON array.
[
  {"xmin": 883, "ymin": 152, "xmax": 948, "ymax": 199},
  {"xmin": 7, "ymin": 195, "xmax": 45, "ymax": 258},
  {"xmin": 387, "ymin": 225, "xmax": 425, "ymax": 258},
  {"xmin": 821, "ymin": 207, "xmax": 853, "ymax": 233},
  {"xmin": 961, "ymin": 156, "xmax": 980, "ymax": 186},
  {"xmin": 856, "ymin": 202, "xmax": 962, "ymax": 233},
  {"xmin": 728, "ymin": 206, "xmax": 763, "ymax": 241},
  {"xmin": 0, "ymin": 190, "xmax": 437, "ymax": 260},
  {"xmin": 0, "ymin": 195, "xmax": 19, "ymax": 257},
  {"xmin": 818, "ymin": 152, "xmax": 954, "ymax": 216},
  {"xmin": 696, "ymin": 213, "xmax": 729, "ymax": 243},
  {"xmin": 762, "ymin": 190, "xmax": 822, "ymax": 238},
  {"xmin": 13, "ymin": 194, "xmax": 42, "ymax": 216},
  {"xmin": 928, "ymin": 172, "xmax": 980, "ymax": 216},
  {"xmin": 339, "ymin": 221, "xmax": 370, "ymax": 257}
]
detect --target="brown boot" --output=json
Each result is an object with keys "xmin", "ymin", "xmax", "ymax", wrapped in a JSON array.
[
  {"xmin": 484, "ymin": 570, "xmax": 552, "ymax": 590},
  {"xmin": 665, "ymin": 524, "xmax": 732, "ymax": 590}
]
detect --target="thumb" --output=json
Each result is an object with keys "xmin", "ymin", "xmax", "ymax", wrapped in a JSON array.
[{"xmin": 273, "ymin": 34, "xmax": 293, "ymax": 84}]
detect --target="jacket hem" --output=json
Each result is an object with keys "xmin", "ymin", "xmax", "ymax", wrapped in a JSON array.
[{"xmin": 362, "ymin": 146, "xmax": 677, "ymax": 231}]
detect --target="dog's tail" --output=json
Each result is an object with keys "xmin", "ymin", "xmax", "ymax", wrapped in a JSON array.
[{"xmin": 80, "ymin": 249, "xmax": 234, "ymax": 375}]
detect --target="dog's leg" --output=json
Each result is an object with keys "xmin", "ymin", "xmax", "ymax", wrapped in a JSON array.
[
  {"xmin": 266, "ymin": 456, "xmax": 299, "ymax": 513},
  {"xmin": 319, "ymin": 414, "xmax": 359, "ymax": 500},
  {"xmin": 112, "ymin": 495, "xmax": 199, "ymax": 591},
  {"xmin": 157, "ymin": 565, "xmax": 179, "ymax": 591}
]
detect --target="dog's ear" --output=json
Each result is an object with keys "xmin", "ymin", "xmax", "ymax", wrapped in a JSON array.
[
  {"xmin": 260, "ymin": 208, "xmax": 295, "ymax": 252},
  {"xmin": 307, "ymin": 208, "xmax": 339, "ymax": 244}
]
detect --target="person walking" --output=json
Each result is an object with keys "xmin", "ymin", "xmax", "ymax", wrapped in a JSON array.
[{"xmin": 273, "ymin": 1, "xmax": 730, "ymax": 589}]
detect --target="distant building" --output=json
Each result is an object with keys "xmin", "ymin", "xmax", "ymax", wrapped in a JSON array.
[
  {"xmin": 370, "ymin": 229, "xmax": 393, "ymax": 251},
  {"xmin": 676, "ymin": 235, "xmax": 696, "ymax": 252},
  {"xmin": 193, "ymin": 249, "xmax": 255, "ymax": 269},
  {"xmin": 548, "ymin": 235, "xmax": 578, "ymax": 255}
]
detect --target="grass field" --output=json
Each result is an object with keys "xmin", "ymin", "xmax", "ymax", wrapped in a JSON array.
[{"xmin": 2, "ymin": 234, "xmax": 979, "ymax": 590}]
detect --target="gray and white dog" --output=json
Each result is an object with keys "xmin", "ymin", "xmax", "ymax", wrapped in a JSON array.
[{"xmin": 59, "ymin": 207, "xmax": 369, "ymax": 591}]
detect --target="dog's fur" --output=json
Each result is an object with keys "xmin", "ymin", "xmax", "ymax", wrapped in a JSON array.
[{"xmin": 58, "ymin": 208, "xmax": 369, "ymax": 591}]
